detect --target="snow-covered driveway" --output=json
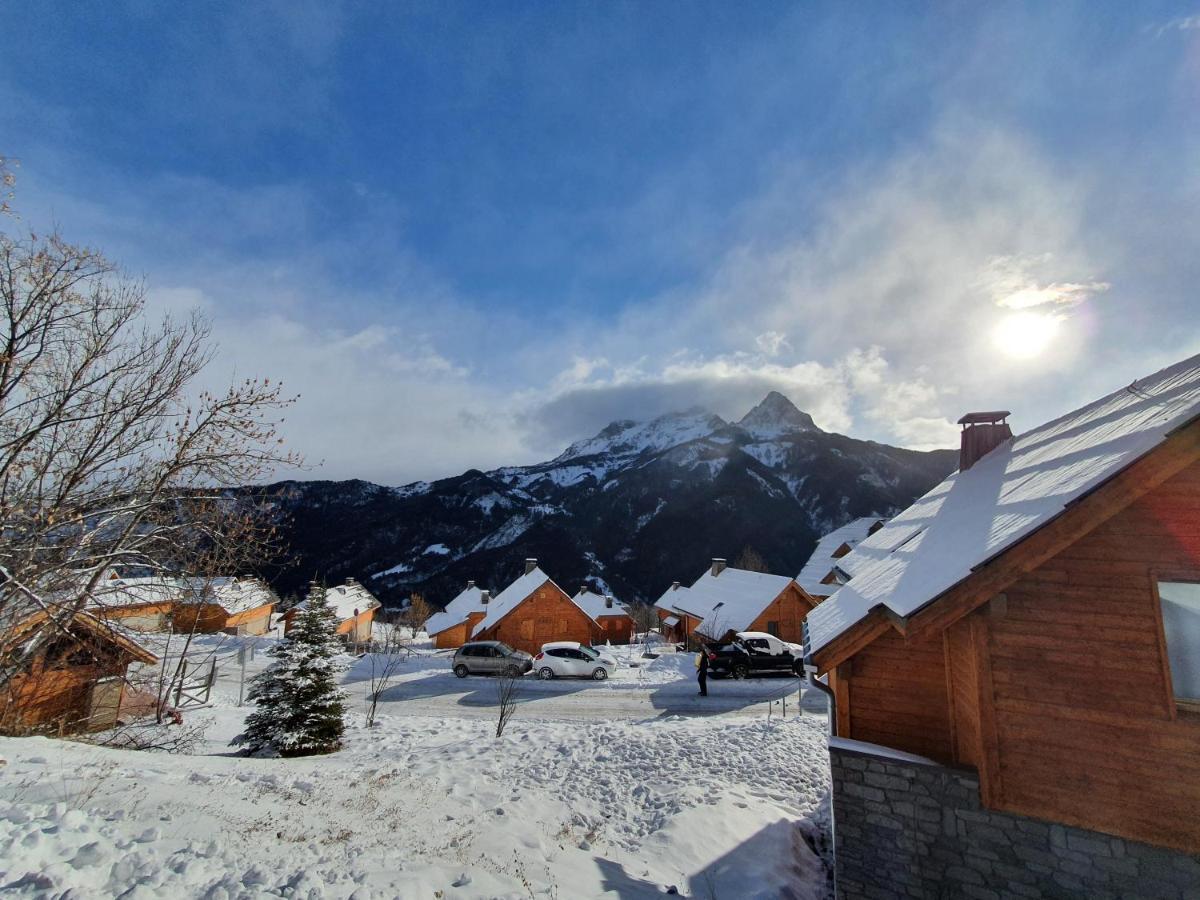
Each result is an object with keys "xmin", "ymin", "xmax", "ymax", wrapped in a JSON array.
[{"xmin": 0, "ymin": 637, "xmax": 834, "ymax": 898}]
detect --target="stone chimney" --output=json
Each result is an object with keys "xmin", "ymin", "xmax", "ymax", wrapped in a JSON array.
[
  {"xmin": 481, "ymin": 590, "xmax": 491, "ymax": 605},
  {"xmin": 605, "ymin": 594, "xmax": 613, "ymax": 609},
  {"xmin": 346, "ymin": 576, "xmax": 357, "ymax": 585},
  {"xmin": 579, "ymin": 585, "xmax": 589, "ymax": 594},
  {"xmin": 467, "ymin": 579, "xmax": 475, "ymax": 589},
  {"xmin": 525, "ymin": 558, "xmax": 538, "ymax": 575},
  {"xmin": 957, "ymin": 411, "xmax": 1013, "ymax": 471},
  {"xmin": 672, "ymin": 581, "xmax": 681, "ymax": 590},
  {"xmin": 711, "ymin": 558, "xmax": 727, "ymax": 577}
]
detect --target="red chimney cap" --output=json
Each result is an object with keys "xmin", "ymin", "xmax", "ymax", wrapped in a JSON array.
[{"xmin": 957, "ymin": 411, "xmax": 1011, "ymax": 426}]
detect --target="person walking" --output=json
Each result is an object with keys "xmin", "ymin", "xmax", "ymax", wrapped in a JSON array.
[{"xmin": 697, "ymin": 647, "xmax": 709, "ymax": 697}]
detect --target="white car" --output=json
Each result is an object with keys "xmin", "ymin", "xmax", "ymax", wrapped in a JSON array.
[{"xmin": 534, "ymin": 641, "xmax": 617, "ymax": 680}]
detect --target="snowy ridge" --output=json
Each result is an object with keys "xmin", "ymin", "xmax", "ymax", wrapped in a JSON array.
[
  {"xmin": 807, "ymin": 353, "xmax": 1200, "ymax": 656},
  {"xmin": 554, "ymin": 408, "xmax": 727, "ymax": 463}
]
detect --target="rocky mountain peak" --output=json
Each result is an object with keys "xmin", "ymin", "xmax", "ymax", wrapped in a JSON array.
[
  {"xmin": 737, "ymin": 391, "xmax": 819, "ymax": 438},
  {"xmin": 556, "ymin": 407, "xmax": 727, "ymax": 462}
]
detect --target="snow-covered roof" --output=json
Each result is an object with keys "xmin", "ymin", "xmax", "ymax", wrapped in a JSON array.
[
  {"xmin": 685, "ymin": 567, "xmax": 798, "ymax": 637},
  {"xmin": 306, "ymin": 580, "xmax": 380, "ymax": 622},
  {"xmin": 571, "ymin": 588, "xmax": 630, "ymax": 619},
  {"xmin": 471, "ymin": 567, "xmax": 594, "ymax": 637},
  {"xmin": 652, "ymin": 585, "xmax": 705, "ymax": 619},
  {"xmin": 91, "ymin": 575, "xmax": 278, "ymax": 615},
  {"xmin": 796, "ymin": 517, "xmax": 886, "ymax": 597},
  {"xmin": 807, "ymin": 354, "xmax": 1200, "ymax": 658},
  {"xmin": 424, "ymin": 583, "xmax": 490, "ymax": 636}
]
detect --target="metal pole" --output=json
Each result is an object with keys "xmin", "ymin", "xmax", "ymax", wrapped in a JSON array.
[{"xmin": 238, "ymin": 645, "xmax": 247, "ymax": 707}]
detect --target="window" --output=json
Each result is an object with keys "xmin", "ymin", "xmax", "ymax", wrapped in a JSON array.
[
  {"xmin": 766, "ymin": 621, "xmax": 781, "ymax": 637},
  {"xmin": 1158, "ymin": 581, "xmax": 1200, "ymax": 705}
]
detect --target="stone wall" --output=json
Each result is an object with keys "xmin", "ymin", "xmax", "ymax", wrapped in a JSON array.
[{"xmin": 830, "ymin": 742, "xmax": 1200, "ymax": 900}]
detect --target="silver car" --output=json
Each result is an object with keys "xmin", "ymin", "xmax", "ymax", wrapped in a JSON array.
[{"xmin": 452, "ymin": 641, "xmax": 533, "ymax": 677}]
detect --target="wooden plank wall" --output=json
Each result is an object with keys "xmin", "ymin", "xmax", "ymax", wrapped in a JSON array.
[
  {"xmin": 845, "ymin": 628, "xmax": 954, "ymax": 762},
  {"xmin": 984, "ymin": 460, "xmax": 1200, "ymax": 852},
  {"xmin": 944, "ymin": 616, "xmax": 981, "ymax": 768},
  {"xmin": 748, "ymin": 584, "xmax": 812, "ymax": 643}
]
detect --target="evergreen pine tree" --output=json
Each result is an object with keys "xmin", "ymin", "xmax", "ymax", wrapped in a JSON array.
[{"xmin": 233, "ymin": 584, "xmax": 348, "ymax": 756}]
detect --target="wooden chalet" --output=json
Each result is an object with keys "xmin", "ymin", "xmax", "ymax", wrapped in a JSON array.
[
  {"xmin": 1, "ymin": 608, "xmax": 158, "ymax": 735},
  {"xmin": 424, "ymin": 580, "xmax": 492, "ymax": 649},
  {"xmin": 572, "ymin": 586, "xmax": 635, "ymax": 644},
  {"xmin": 657, "ymin": 559, "xmax": 816, "ymax": 645},
  {"xmin": 167, "ymin": 576, "xmax": 278, "ymax": 636},
  {"xmin": 469, "ymin": 559, "xmax": 598, "ymax": 654},
  {"xmin": 285, "ymin": 578, "xmax": 381, "ymax": 644},
  {"xmin": 92, "ymin": 574, "xmax": 279, "ymax": 636},
  {"xmin": 653, "ymin": 581, "xmax": 698, "ymax": 642},
  {"xmin": 806, "ymin": 355, "xmax": 1200, "ymax": 896},
  {"xmin": 796, "ymin": 517, "xmax": 886, "ymax": 600}
]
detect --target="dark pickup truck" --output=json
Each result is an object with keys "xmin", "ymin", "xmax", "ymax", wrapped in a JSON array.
[{"xmin": 701, "ymin": 631, "xmax": 805, "ymax": 679}]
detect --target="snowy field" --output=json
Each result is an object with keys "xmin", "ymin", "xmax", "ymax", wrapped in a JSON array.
[{"xmin": 0, "ymin": 636, "xmax": 833, "ymax": 899}]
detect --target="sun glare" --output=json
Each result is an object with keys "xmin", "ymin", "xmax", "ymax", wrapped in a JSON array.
[{"xmin": 992, "ymin": 311, "xmax": 1062, "ymax": 360}]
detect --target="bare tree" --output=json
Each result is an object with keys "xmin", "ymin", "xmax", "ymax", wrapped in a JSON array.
[
  {"xmin": 495, "ymin": 666, "xmax": 522, "ymax": 738},
  {"xmin": 628, "ymin": 601, "xmax": 659, "ymax": 638},
  {"xmin": 0, "ymin": 156, "xmax": 16, "ymax": 217},
  {"xmin": 402, "ymin": 592, "xmax": 433, "ymax": 636},
  {"xmin": 0, "ymin": 229, "xmax": 298, "ymax": 707},
  {"xmin": 734, "ymin": 545, "xmax": 769, "ymax": 573},
  {"xmin": 365, "ymin": 621, "xmax": 409, "ymax": 726}
]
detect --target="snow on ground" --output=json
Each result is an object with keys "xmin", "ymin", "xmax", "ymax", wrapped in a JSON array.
[{"xmin": 0, "ymin": 638, "xmax": 833, "ymax": 899}]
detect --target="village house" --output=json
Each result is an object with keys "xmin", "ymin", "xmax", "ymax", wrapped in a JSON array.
[
  {"xmin": 1, "ymin": 606, "xmax": 158, "ymax": 736},
  {"xmin": 796, "ymin": 517, "xmax": 887, "ymax": 600},
  {"xmin": 653, "ymin": 580, "xmax": 704, "ymax": 643},
  {"xmin": 572, "ymin": 586, "xmax": 635, "ymax": 644},
  {"xmin": 469, "ymin": 559, "xmax": 599, "ymax": 654},
  {"xmin": 657, "ymin": 560, "xmax": 816, "ymax": 646},
  {"xmin": 805, "ymin": 355, "xmax": 1200, "ymax": 899},
  {"xmin": 285, "ymin": 578, "xmax": 382, "ymax": 645},
  {"xmin": 424, "ymin": 580, "xmax": 492, "ymax": 649},
  {"xmin": 91, "ymin": 574, "xmax": 280, "ymax": 636}
]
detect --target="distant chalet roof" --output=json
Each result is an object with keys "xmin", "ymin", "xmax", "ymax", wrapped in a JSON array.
[
  {"xmin": 305, "ymin": 580, "xmax": 380, "ymax": 622},
  {"xmin": 571, "ymin": 588, "xmax": 630, "ymax": 619},
  {"xmin": 424, "ymin": 583, "xmax": 489, "ymax": 636},
  {"xmin": 807, "ymin": 353, "xmax": 1200, "ymax": 659},
  {"xmin": 91, "ymin": 575, "xmax": 279, "ymax": 616},
  {"xmin": 796, "ymin": 517, "xmax": 887, "ymax": 597},
  {"xmin": 685, "ymin": 566, "xmax": 798, "ymax": 637}
]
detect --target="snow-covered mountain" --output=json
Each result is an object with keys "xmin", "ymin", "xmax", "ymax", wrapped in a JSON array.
[{"xmin": 250, "ymin": 392, "xmax": 957, "ymax": 607}]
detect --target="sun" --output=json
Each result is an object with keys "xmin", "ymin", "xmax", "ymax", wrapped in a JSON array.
[{"xmin": 992, "ymin": 311, "xmax": 1062, "ymax": 360}]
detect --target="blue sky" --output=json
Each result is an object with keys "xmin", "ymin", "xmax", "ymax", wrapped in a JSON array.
[{"xmin": 2, "ymin": 2, "xmax": 1199, "ymax": 482}]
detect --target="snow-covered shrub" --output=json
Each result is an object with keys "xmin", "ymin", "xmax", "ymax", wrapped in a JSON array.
[{"xmin": 232, "ymin": 587, "xmax": 348, "ymax": 756}]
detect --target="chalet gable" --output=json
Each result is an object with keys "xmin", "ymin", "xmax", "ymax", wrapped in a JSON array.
[{"xmin": 808, "ymin": 353, "xmax": 1200, "ymax": 672}]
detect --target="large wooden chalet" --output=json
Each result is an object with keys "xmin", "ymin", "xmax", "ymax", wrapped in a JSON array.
[
  {"xmin": 1, "ymin": 607, "xmax": 158, "ymax": 735},
  {"xmin": 470, "ymin": 559, "xmax": 599, "ymax": 654},
  {"xmin": 806, "ymin": 355, "xmax": 1200, "ymax": 898},
  {"xmin": 655, "ymin": 559, "xmax": 816, "ymax": 645}
]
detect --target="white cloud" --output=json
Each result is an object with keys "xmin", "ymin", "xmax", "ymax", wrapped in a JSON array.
[
  {"xmin": 754, "ymin": 330, "xmax": 792, "ymax": 356},
  {"xmin": 979, "ymin": 254, "xmax": 1109, "ymax": 310}
]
